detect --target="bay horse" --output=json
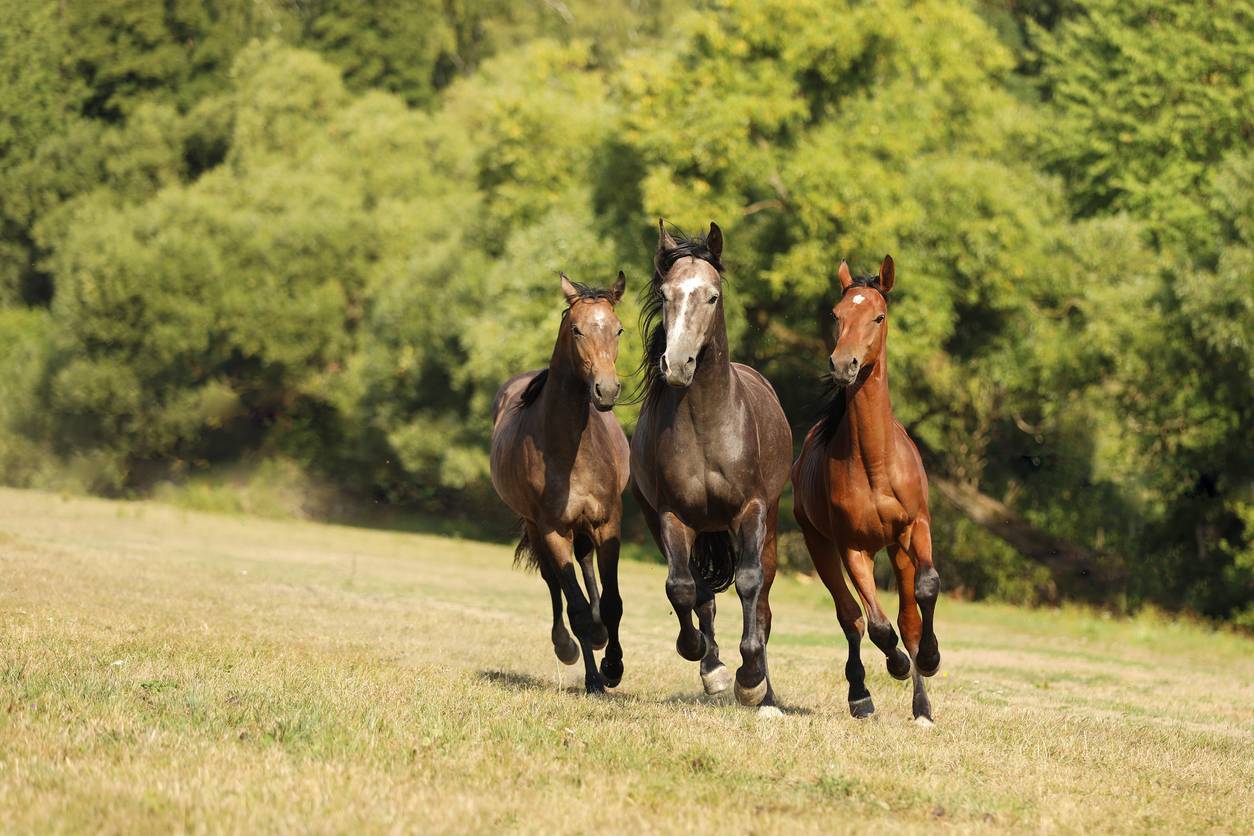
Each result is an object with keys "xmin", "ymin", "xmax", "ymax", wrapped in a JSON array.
[
  {"xmin": 792, "ymin": 256, "xmax": 942, "ymax": 723},
  {"xmin": 631, "ymin": 221, "xmax": 792, "ymax": 715},
  {"xmin": 490, "ymin": 272, "xmax": 630, "ymax": 694}
]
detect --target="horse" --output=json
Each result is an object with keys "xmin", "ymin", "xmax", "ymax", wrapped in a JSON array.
[
  {"xmin": 630, "ymin": 220, "xmax": 793, "ymax": 716},
  {"xmin": 489, "ymin": 271, "xmax": 631, "ymax": 694},
  {"xmin": 791, "ymin": 255, "xmax": 942, "ymax": 724}
]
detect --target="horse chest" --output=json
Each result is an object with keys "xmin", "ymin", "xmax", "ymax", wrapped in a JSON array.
[{"xmin": 826, "ymin": 456, "xmax": 909, "ymax": 547}]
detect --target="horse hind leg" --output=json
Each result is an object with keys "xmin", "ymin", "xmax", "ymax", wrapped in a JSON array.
[
  {"xmin": 843, "ymin": 548, "xmax": 912, "ymax": 681},
  {"xmin": 575, "ymin": 533, "xmax": 608, "ymax": 651},
  {"xmin": 889, "ymin": 542, "xmax": 933, "ymax": 724},
  {"xmin": 800, "ymin": 516, "xmax": 874, "ymax": 718}
]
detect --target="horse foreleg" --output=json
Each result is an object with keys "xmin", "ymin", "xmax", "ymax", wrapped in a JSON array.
[
  {"xmin": 535, "ymin": 527, "xmax": 579, "ymax": 666},
  {"xmin": 889, "ymin": 542, "xmax": 933, "ymax": 724},
  {"xmin": 799, "ymin": 514, "xmax": 873, "ymax": 718},
  {"xmin": 577, "ymin": 537, "xmax": 608, "ymax": 650},
  {"xmin": 539, "ymin": 528, "xmax": 605, "ymax": 694},
  {"xmin": 732, "ymin": 499, "xmax": 776, "ymax": 711},
  {"xmin": 594, "ymin": 526, "xmax": 624, "ymax": 687},
  {"xmin": 659, "ymin": 511, "xmax": 704, "ymax": 663},
  {"xmin": 909, "ymin": 517, "xmax": 941, "ymax": 677},
  {"xmin": 843, "ymin": 548, "xmax": 912, "ymax": 681}
]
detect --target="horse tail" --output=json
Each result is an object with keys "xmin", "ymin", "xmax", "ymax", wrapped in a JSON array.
[
  {"xmin": 692, "ymin": 531, "xmax": 736, "ymax": 594},
  {"xmin": 513, "ymin": 522, "xmax": 541, "ymax": 572}
]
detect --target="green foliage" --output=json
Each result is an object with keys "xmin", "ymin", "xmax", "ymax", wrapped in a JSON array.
[{"xmin": 0, "ymin": 0, "xmax": 1249, "ymax": 620}]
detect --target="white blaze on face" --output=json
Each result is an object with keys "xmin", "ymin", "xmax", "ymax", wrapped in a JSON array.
[
  {"xmin": 851, "ymin": 294, "xmax": 866, "ymax": 305},
  {"xmin": 669, "ymin": 268, "xmax": 709, "ymax": 341}
]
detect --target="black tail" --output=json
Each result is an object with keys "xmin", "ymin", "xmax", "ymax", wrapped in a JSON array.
[
  {"xmin": 513, "ymin": 523, "xmax": 594, "ymax": 571},
  {"xmin": 692, "ymin": 531, "xmax": 736, "ymax": 593}
]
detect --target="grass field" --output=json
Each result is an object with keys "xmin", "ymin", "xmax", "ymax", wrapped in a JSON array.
[{"xmin": 1, "ymin": 487, "xmax": 1251, "ymax": 833}]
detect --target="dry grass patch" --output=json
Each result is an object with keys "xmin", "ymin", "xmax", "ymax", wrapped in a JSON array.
[{"xmin": 1, "ymin": 488, "xmax": 1251, "ymax": 833}]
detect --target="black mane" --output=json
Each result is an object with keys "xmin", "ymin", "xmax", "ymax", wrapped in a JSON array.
[
  {"xmin": 813, "ymin": 273, "xmax": 889, "ymax": 443},
  {"xmin": 632, "ymin": 228, "xmax": 725, "ymax": 402},
  {"xmin": 518, "ymin": 279, "xmax": 619, "ymax": 410}
]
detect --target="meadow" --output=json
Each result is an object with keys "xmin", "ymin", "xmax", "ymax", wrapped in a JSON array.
[{"xmin": 1, "ymin": 486, "xmax": 1251, "ymax": 833}]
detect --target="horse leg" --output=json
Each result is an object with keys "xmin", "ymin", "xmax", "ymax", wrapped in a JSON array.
[
  {"xmin": 594, "ymin": 526, "xmax": 624, "ymax": 688},
  {"xmin": 910, "ymin": 517, "xmax": 941, "ymax": 676},
  {"xmin": 752, "ymin": 504, "xmax": 781, "ymax": 715},
  {"xmin": 576, "ymin": 534, "xmax": 608, "ymax": 650},
  {"xmin": 889, "ymin": 542, "xmax": 933, "ymax": 724},
  {"xmin": 538, "ymin": 528, "xmax": 605, "ymax": 694},
  {"xmin": 799, "ymin": 515, "xmax": 873, "ymax": 718},
  {"xmin": 534, "ymin": 525, "xmax": 579, "ymax": 665},
  {"xmin": 696, "ymin": 592, "xmax": 731, "ymax": 695},
  {"xmin": 731, "ymin": 499, "xmax": 773, "ymax": 709},
  {"xmin": 659, "ymin": 511, "xmax": 705, "ymax": 663},
  {"xmin": 843, "ymin": 548, "xmax": 912, "ymax": 680}
]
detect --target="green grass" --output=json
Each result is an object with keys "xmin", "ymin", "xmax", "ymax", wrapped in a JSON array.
[{"xmin": 1, "ymin": 487, "xmax": 1251, "ymax": 833}]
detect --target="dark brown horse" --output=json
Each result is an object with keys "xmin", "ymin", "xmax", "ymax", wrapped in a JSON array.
[
  {"xmin": 631, "ymin": 221, "xmax": 793, "ymax": 715},
  {"xmin": 792, "ymin": 256, "xmax": 942, "ymax": 723},
  {"xmin": 490, "ymin": 272, "xmax": 631, "ymax": 694}
]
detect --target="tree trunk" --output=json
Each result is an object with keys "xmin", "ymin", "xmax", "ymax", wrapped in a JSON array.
[{"xmin": 929, "ymin": 476, "xmax": 1125, "ymax": 600}]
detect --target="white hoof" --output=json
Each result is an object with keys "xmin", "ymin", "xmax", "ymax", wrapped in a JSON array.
[
  {"xmin": 913, "ymin": 715, "xmax": 935, "ymax": 728},
  {"xmin": 701, "ymin": 665, "xmax": 733, "ymax": 695},
  {"xmin": 756, "ymin": 705, "xmax": 784, "ymax": 719},
  {"xmin": 734, "ymin": 677, "xmax": 768, "ymax": 707}
]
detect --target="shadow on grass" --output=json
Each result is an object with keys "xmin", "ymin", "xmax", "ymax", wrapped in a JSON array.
[{"xmin": 661, "ymin": 690, "xmax": 814, "ymax": 716}]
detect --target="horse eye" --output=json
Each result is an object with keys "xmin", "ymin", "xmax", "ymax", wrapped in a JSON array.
[
  {"xmin": 829, "ymin": 312, "xmax": 837, "ymax": 321},
  {"xmin": 874, "ymin": 314, "xmax": 885, "ymax": 323},
  {"xmin": 708, "ymin": 295, "xmax": 719, "ymax": 305},
  {"xmin": 616, "ymin": 328, "xmax": 624, "ymax": 336},
  {"xmin": 572, "ymin": 327, "xmax": 583, "ymax": 337}
]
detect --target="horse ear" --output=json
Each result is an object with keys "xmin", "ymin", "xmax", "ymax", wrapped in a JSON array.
[
  {"xmin": 878, "ymin": 254, "xmax": 895, "ymax": 293},
  {"xmin": 706, "ymin": 221, "xmax": 723, "ymax": 260},
  {"xmin": 610, "ymin": 270, "xmax": 626, "ymax": 304},
  {"xmin": 657, "ymin": 218, "xmax": 677, "ymax": 253},
  {"xmin": 560, "ymin": 272, "xmax": 580, "ymax": 306},
  {"xmin": 838, "ymin": 260, "xmax": 854, "ymax": 291}
]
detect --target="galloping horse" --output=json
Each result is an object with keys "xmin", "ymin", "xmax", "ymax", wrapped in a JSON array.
[
  {"xmin": 490, "ymin": 272, "xmax": 630, "ymax": 694},
  {"xmin": 631, "ymin": 221, "xmax": 792, "ymax": 715},
  {"xmin": 792, "ymin": 256, "xmax": 942, "ymax": 723}
]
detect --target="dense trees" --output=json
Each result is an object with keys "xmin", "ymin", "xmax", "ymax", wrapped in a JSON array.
[{"xmin": 0, "ymin": 0, "xmax": 1248, "ymax": 622}]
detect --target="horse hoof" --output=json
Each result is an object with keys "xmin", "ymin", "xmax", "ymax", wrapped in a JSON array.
[
  {"xmin": 757, "ymin": 705, "xmax": 784, "ymax": 719},
  {"xmin": 701, "ymin": 664, "xmax": 732, "ymax": 695},
  {"xmin": 585, "ymin": 676, "xmax": 606, "ymax": 696},
  {"xmin": 554, "ymin": 637, "xmax": 580, "ymax": 666},
  {"xmin": 734, "ymin": 677, "xmax": 768, "ymax": 707},
  {"xmin": 913, "ymin": 715, "xmax": 935, "ymax": 728},
  {"xmin": 600, "ymin": 658, "xmax": 623, "ymax": 688},
  {"xmin": 676, "ymin": 632, "xmax": 707, "ymax": 662},
  {"xmin": 887, "ymin": 650, "xmax": 912, "ymax": 681},
  {"xmin": 848, "ymin": 696, "xmax": 876, "ymax": 719}
]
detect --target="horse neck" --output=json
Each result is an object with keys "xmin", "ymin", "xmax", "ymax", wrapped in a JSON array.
[
  {"xmin": 540, "ymin": 328, "xmax": 591, "ymax": 447},
  {"xmin": 843, "ymin": 343, "xmax": 895, "ymax": 482}
]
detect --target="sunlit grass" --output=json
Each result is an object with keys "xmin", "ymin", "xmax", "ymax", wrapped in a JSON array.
[{"xmin": 1, "ymin": 488, "xmax": 1250, "ymax": 832}]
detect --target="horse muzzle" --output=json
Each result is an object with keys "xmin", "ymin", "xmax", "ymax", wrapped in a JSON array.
[
  {"xmin": 829, "ymin": 354, "xmax": 860, "ymax": 387},
  {"xmin": 592, "ymin": 378, "xmax": 620, "ymax": 411},
  {"xmin": 660, "ymin": 351, "xmax": 697, "ymax": 388}
]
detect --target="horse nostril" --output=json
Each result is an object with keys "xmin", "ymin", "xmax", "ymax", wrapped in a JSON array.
[
  {"xmin": 594, "ymin": 383, "xmax": 602, "ymax": 397},
  {"xmin": 848, "ymin": 359, "xmax": 859, "ymax": 373},
  {"xmin": 828, "ymin": 357, "xmax": 836, "ymax": 373},
  {"xmin": 686, "ymin": 356, "xmax": 695, "ymax": 366}
]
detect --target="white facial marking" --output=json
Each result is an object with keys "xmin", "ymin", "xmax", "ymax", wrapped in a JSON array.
[
  {"xmin": 852, "ymin": 294, "xmax": 866, "ymax": 305},
  {"xmin": 668, "ymin": 263, "xmax": 712, "ymax": 342}
]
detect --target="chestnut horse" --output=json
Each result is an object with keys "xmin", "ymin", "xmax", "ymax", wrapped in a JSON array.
[
  {"xmin": 490, "ymin": 272, "xmax": 630, "ymax": 694},
  {"xmin": 631, "ymin": 221, "xmax": 792, "ymax": 715},
  {"xmin": 792, "ymin": 256, "xmax": 942, "ymax": 723}
]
